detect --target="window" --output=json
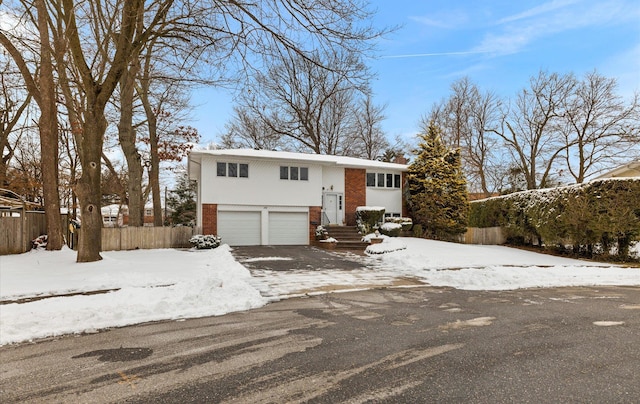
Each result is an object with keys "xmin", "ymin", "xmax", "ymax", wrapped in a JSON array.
[
  {"xmin": 366, "ymin": 173, "xmax": 376, "ymax": 187},
  {"xmin": 280, "ymin": 165, "xmax": 309, "ymax": 181},
  {"xmin": 217, "ymin": 162, "xmax": 226, "ymax": 177},
  {"xmin": 217, "ymin": 162, "xmax": 249, "ymax": 178},
  {"xmin": 366, "ymin": 172, "xmax": 403, "ymax": 189},
  {"xmin": 228, "ymin": 163, "xmax": 238, "ymax": 177},
  {"xmin": 239, "ymin": 164, "xmax": 249, "ymax": 178}
]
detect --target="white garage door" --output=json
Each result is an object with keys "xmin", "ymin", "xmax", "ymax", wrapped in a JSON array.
[
  {"xmin": 218, "ymin": 211, "xmax": 261, "ymax": 246},
  {"xmin": 268, "ymin": 212, "xmax": 308, "ymax": 245}
]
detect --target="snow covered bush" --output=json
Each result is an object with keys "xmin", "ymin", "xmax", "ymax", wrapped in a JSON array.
[
  {"xmin": 31, "ymin": 235, "xmax": 48, "ymax": 250},
  {"xmin": 365, "ymin": 236, "xmax": 407, "ymax": 254},
  {"xmin": 189, "ymin": 234, "xmax": 222, "ymax": 249},
  {"xmin": 379, "ymin": 222, "xmax": 402, "ymax": 237},
  {"xmin": 315, "ymin": 225, "xmax": 329, "ymax": 240},
  {"xmin": 355, "ymin": 206, "xmax": 385, "ymax": 235},
  {"xmin": 469, "ymin": 178, "xmax": 640, "ymax": 261},
  {"xmin": 385, "ymin": 216, "xmax": 413, "ymax": 231}
]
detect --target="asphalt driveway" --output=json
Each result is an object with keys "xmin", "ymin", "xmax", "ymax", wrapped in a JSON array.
[{"xmin": 231, "ymin": 245, "xmax": 368, "ymax": 271}]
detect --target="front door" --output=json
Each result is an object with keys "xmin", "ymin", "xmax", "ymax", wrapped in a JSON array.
[{"xmin": 323, "ymin": 193, "xmax": 341, "ymax": 224}]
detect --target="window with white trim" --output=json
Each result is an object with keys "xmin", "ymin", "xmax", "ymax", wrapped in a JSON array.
[
  {"xmin": 366, "ymin": 172, "xmax": 402, "ymax": 188},
  {"xmin": 280, "ymin": 166, "xmax": 309, "ymax": 181},
  {"xmin": 217, "ymin": 162, "xmax": 249, "ymax": 178}
]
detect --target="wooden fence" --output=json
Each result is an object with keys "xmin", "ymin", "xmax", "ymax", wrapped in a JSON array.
[
  {"xmin": 100, "ymin": 226, "xmax": 195, "ymax": 251},
  {"xmin": 1, "ymin": 210, "xmax": 195, "ymax": 254},
  {"xmin": 459, "ymin": 226, "xmax": 506, "ymax": 245},
  {"xmin": 0, "ymin": 211, "xmax": 52, "ymax": 255}
]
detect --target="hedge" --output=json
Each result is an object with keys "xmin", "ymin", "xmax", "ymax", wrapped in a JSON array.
[{"xmin": 469, "ymin": 178, "xmax": 640, "ymax": 258}]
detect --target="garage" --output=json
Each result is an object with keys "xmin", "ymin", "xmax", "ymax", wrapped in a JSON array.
[
  {"xmin": 217, "ymin": 211, "xmax": 261, "ymax": 246},
  {"xmin": 268, "ymin": 212, "xmax": 309, "ymax": 245}
]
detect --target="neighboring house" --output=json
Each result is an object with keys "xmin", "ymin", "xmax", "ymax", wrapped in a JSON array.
[
  {"xmin": 101, "ymin": 204, "xmax": 127, "ymax": 227},
  {"xmin": 102, "ymin": 204, "xmax": 167, "ymax": 227},
  {"xmin": 187, "ymin": 149, "xmax": 408, "ymax": 246},
  {"xmin": 594, "ymin": 160, "xmax": 640, "ymax": 179}
]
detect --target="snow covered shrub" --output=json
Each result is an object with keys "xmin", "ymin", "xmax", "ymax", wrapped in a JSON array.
[
  {"xmin": 379, "ymin": 222, "xmax": 402, "ymax": 237},
  {"xmin": 189, "ymin": 234, "xmax": 222, "ymax": 249},
  {"xmin": 355, "ymin": 206, "xmax": 385, "ymax": 234},
  {"xmin": 315, "ymin": 225, "xmax": 329, "ymax": 240},
  {"xmin": 31, "ymin": 234, "xmax": 48, "ymax": 249},
  {"xmin": 469, "ymin": 178, "xmax": 640, "ymax": 260},
  {"xmin": 384, "ymin": 216, "xmax": 413, "ymax": 231}
]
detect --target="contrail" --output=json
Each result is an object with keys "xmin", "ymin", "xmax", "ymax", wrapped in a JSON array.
[{"xmin": 381, "ymin": 50, "xmax": 492, "ymax": 59}]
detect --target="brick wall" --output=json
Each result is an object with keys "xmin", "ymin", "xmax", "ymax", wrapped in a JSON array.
[
  {"xmin": 344, "ymin": 168, "xmax": 366, "ymax": 226},
  {"xmin": 402, "ymin": 171, "xmax": 409, "ymax": 218},
  {"xmin": 309, "ymin": 206, "xmax": 322, "ymax": 243},
  {"xmin": 202, "ymin": 204, "xmax": 217, "ymax": 235}
]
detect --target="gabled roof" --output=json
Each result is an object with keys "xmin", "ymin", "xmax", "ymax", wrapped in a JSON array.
[
  {"xmin": 594, "ymin": 159, "xmax": 640, "ymax": 179},
  {"xmin": 188, "ymin": 148, "xmax": 408, "ymax": 171}
]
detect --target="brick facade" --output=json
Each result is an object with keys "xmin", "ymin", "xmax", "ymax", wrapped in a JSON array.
[
  {"xmin": 402, "ymin": 171, "xmax": 409, "ymax": 218},
  {"xmin": 202, "ymin": 204, "xmax": 217, "ymax": 235},
  {"xmin": 309, "ymin": 206, "xmax": 322, "ymax": 243},
  {"xmin": 344, "ymin": 168, "xmax": 366, "ymax": 226}
]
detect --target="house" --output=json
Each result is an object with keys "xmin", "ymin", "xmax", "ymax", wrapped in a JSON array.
[
  {"xmin": 187, "ymin": 149, "xmax": 408, "ymax": 246},
  {"xmin": 594, "ymin": 159, "xmax": 640, "ymax": 179},
  {"xmin": 101, "ymin": 204, "xmax": 167, "ymax": 227}
]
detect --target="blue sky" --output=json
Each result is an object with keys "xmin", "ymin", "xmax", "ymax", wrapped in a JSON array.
[{"xmin": 192, "ymin": 0, "xmax": 640, "ymax": 146}]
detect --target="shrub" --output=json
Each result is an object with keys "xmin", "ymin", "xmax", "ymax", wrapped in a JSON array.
[
  {"xmin": 189, "ymin": 234, "xmax": 222, "ymax": 249},
  {"xmin": 31, "ymin": 234, "xmax": 48, "ymax": 250},
  {"xmin": 384, "ymin": 216, "xmax": 413, "ymax": 231},
  {"xmin": 468, "ymin": 178, "xmax": 640, "ymax": 260},
  {"xmin": 355, "ymin": 206, "xmax": 385, "ymax": 234},
  {"xmin": 315, "ymin": 225, "xmax": 329, "ymax": 240},
  {"xmin": 379, "ymin": 222, "xmax": 402, "ymax": 237}
]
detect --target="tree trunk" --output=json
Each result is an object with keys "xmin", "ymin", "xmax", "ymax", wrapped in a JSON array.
[
  {"xmin": 36, "ymin": 0, "xmax": 63, "ymax": 251},
  {"xmin": 118, "ymin": 65, "xmax": 144, "ymax": 226},
  {"xmin": 75, "ymin": 114, "xmax": 105, "ymax": 262},
  {"xmin": 148, "ymin": 113, "xmax": 163, "ymax": 226}
]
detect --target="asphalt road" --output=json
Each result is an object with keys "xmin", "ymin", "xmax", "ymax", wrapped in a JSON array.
[{"xmin": 1, "ymin": 285, "xmax": 639, "ymax": 403}]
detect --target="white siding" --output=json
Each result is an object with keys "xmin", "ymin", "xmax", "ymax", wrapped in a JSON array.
[
  {"xmin": 366, "ymin": 188, "xmax": 403, "ymax": 216},
  {"xmin": 322, "ymin": 166, "xmax": 345, "ymax": 193},
  {"xmin": 200, "ymin": 156, "xmax": 323, "ymax": 207}
]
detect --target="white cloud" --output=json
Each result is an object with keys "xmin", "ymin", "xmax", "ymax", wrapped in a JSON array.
[
  {"xmin": 472, "ymin": 0, "xmax": 639, "ymax": 56},
  {"xmin": 497, "ymin": 0, "xmax": 581, "ymax": 24},
  {"xmin": 409, "ymin": 10, "xmax": 469, "ymax": 30}
]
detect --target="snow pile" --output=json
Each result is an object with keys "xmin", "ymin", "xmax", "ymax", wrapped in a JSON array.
[
  {"xmin": 364, "ymin": 234, "xmax": 407, "ymax": 254},
  {"xmin": 0, "ymin": 246, "xmax": 267, "ymax": 345},
  {"xmin": 368, "ymin": 238, "xmax": 640, "ymax": 290}
]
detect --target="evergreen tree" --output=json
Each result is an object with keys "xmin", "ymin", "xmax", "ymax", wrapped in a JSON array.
[
  {"xmin": 407, "ymin": 121, "xmax": 469, "ymax": 240},
  {"xmin": 166, "ymin": 173, "xmax": 196, "ymax": 226}
]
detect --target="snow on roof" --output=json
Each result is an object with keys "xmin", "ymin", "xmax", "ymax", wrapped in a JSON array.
[
  {"xmin": 593, "ymin": 159, "xmax": 640, "ymax": 180},
  {"xmin": 189, "ymin": 148, "xmax": 408, "ymax": 171}
]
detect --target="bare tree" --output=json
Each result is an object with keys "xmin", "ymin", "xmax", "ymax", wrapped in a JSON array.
[
  {"xmin": 226, "ymin": 47, "xmax": 377, "ymax": 155},
  {"xmin": 0, "ymin": 57, "xmax": 32, "ymax": 187},
  {"xmin": 560, "ymin": 71, "xmax": 640, "ymax": 182},
  {"xmin": 491, "ymin": 71, "xmax": 576, "ymax": 189},
  {"xmin": 0, "ymin": 0, "xmax": 64, "ymax": 250},
  {"xmin": 351, "ymin": 93, "xmax": 388, "ymax": 159},
  {"xmin": 221, "ymin": 105, "xmax": 286, "ymax": 150},
  {"xmin": 421, "ymin": 77, "xmax": 503, "ymax": 194}
]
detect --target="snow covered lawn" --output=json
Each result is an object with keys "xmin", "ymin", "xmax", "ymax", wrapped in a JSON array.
[{"xmin": 1, "ymin": 239, "xmax": 638, "ymax": 346}]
